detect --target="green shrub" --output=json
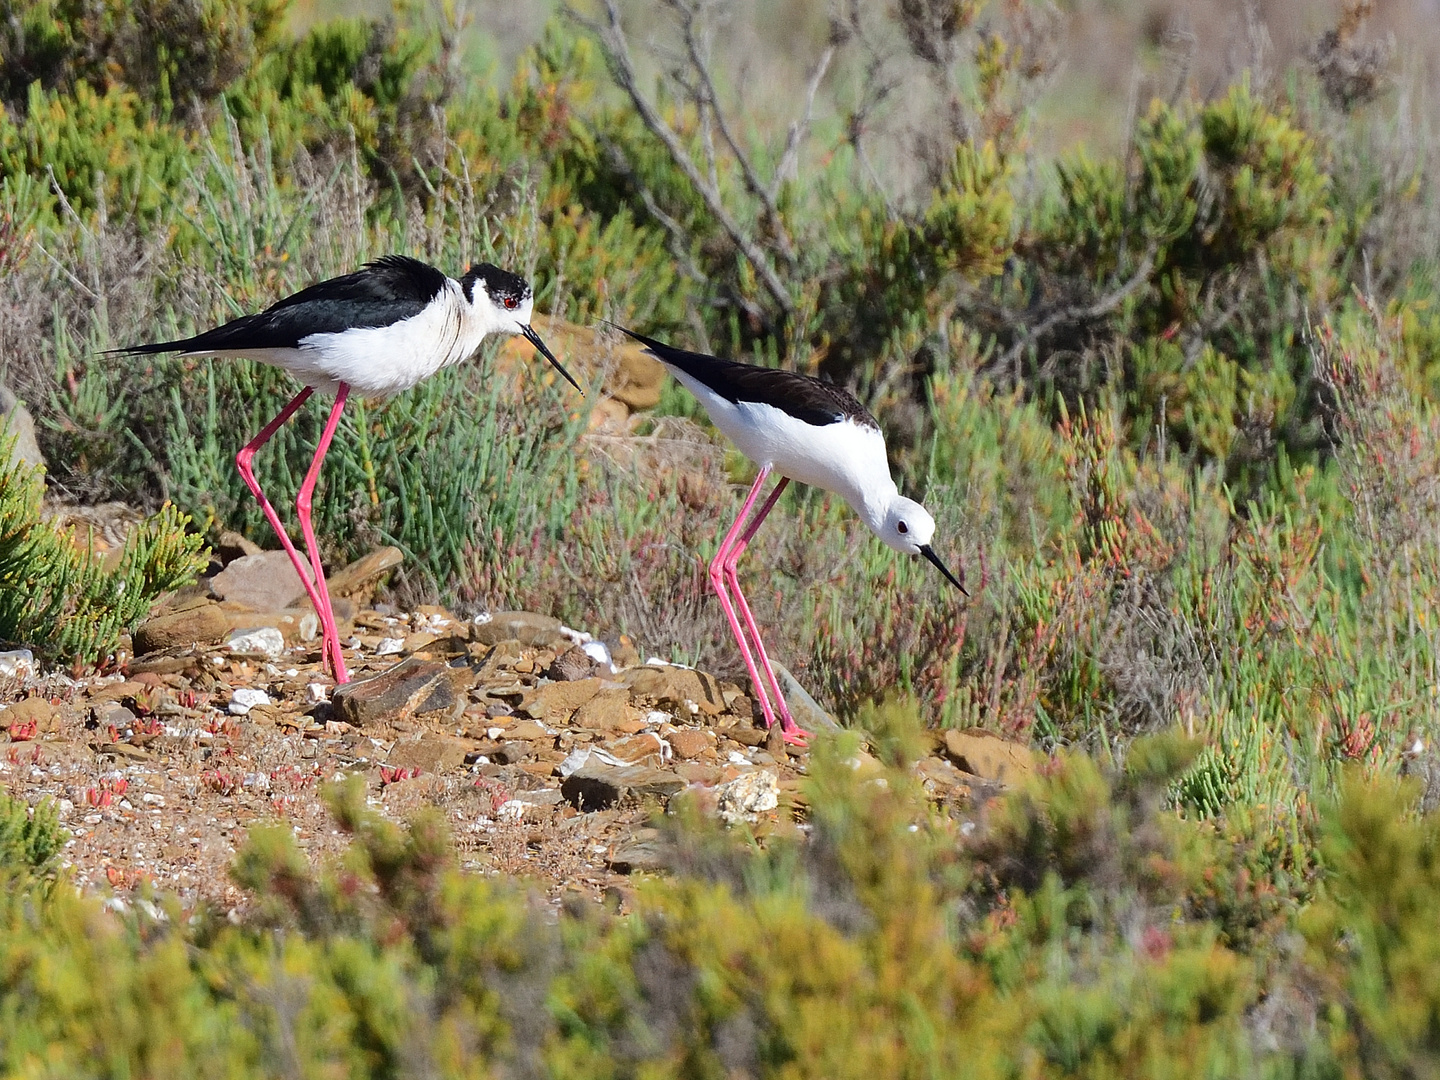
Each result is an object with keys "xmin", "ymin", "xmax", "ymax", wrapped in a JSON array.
[{"xmin": 0, "ymin": 443, "xmax": 207, "ymax": 663}]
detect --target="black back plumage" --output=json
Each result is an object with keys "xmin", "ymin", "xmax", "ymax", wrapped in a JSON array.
[
  {"xmin": 615, "ymin": 326, "xmax": 879, "ymax": 431},
  {"xmin": 116, "ymin": 255, "xmax": 451, "ymax": 355}
]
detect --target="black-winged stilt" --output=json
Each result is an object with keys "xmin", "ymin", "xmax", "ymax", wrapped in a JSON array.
[
  {"xmin": 613, "ymin": 326, "xmax": 966, "ymax": 744},
  {"xmin": 119, "ymin": 255, "xmax": 581, "ymax": 683}
]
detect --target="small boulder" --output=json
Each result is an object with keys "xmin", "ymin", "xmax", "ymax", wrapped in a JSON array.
[
  {"xmin": 210, "ymin": 551, "xmax": 310, "ymax": 611},
  {"xmin": 560, "ymin": 764, "xmax": 685, "ymax": 811},
  {"xmin": 133, "ymin": 601, "xmax": 229, "ymax": 654},
  {"xmin": 332, "ymin": 657, "xmax": 454, "ymax": 728}
]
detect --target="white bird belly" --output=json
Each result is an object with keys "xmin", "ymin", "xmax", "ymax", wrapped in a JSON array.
[
  {"xmin": 182, "ymin": 286, "xmax": 485, "ymax": 397},
  {"xmin": 671, "ymin": 369, "xmax": 893, "ymax": 504}
]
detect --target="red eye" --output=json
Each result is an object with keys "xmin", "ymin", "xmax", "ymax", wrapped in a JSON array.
[{"xmin": 503, "ymin": 297, "xmax": 518, "ymax": 310}]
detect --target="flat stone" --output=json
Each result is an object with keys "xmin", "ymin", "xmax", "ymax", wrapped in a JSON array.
[
  {"xmin": 621, "ymin": 666, "xmax": 727, "ymax": 716},
  {"xmin": 331, "ymin": 657, "xmax": 453, "ymax": 728},
  {"xmin": 943, "ymin": 730, "xmax": 1035, "ymax": 784},
  {"xmin": 209, "ymin": 551, "xmax": 310, "ymax": 611},
  {"xmin": 133, "ymin": 602, "xmax": 229, "ymax": 654},
  {"xmin": 472, "ymin": 611, "xmax": 569, "ymax": 649},
  {"xmin": 0, "ymin": 697, "xmax": 58, "ymax": 733},
  {"xmin": 387, "ymin": 732, "xmax": 469, "ymax": 774},
  {"xmin": 608, "ymin": 829, "xmax": 666, "ymax": 874},
  {"xmin": 326, "ymin": 546, "xmax": 404, "ymax": 604},
  {"xmin": 520, "ymin": 678, "xmax": 604, "ymax": 721},
  {"xmin": 668, "ymin": 728, "xmax": 711, "ymax": 760},
  {"xmin": 560, "ymin": 764, "xmax": 685, "ymax": 811},
  {"xmin": 572, "ymin": 690, "xmax": 640, "ymax": 732}
]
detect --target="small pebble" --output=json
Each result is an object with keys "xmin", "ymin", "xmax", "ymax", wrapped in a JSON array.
[
  {"xmin": 229, "ymin": 687, "xmax": 271, "ymax": 715},
  {"xmin": 226, "ymin": 627, "xmax": 285, "ymax": 656},
  {"xmin": 375, "ymin": 637, "xmax": 405, "ymax": 656}
]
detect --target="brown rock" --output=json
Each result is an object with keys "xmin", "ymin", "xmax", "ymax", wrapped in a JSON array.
[
  {"xmin": 0, "ymin": 697, "xmax": 57, "ymax": 733},
  {"xmin": 607, "ymin": 732, "xmax": 666, "ymax": 763},
  {"xmin": 331, "ymin": 658, "xmax": 454, "ymax": 728},
  {"xmin": 727, "ymin": 726, "xmax": 769, "ymax": 747},
  {"xmin": 943, "ymin": 730, "xmax": 1035, "ymax": 784},
  {"xmin": 472, "ymin": 611, "xmax": 569, "ymax": 649},
  {"xmin": 520, "ymin": 678, "xmax": 604, "ymax": 722},
  {"xmin": 134, "ymin": 602, "xmax": 229, "ymax": 654},
  {"xmin": 560, "ymin": 764, "xmax": 685, "ymax": 811},
  {"xmin": 501, "ymin": 718, "xmax": 551, "ymax": 742},
  {"xmin": 667, "ymin": 729, "xmax": 711, "ymax": 760},
  {"xmin": 325, "ymin": 546, "xmax": 404, "ymax": 605},
  {"xmin": 210, "ymin": 551, "xmax": 310, "ymax": 611},
  {"xmin": 622, "ymin": 666, "xmax": 727, "ymax": 716},
  {"xmin": 547, "ymin": 645, "xmax": 597, "ymax": 681},
  {"xmin": 387, "ymin": 732, "xmax": 469, "ymax": 774},
  {"xmin": 572, "ymin": 690, "xmax": 639, "ymax": 732}
]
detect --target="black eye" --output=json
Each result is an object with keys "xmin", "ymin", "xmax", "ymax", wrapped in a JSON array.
[{"xmin": 897, "ymin": 521, "xmax": 908, "ymax": 534}]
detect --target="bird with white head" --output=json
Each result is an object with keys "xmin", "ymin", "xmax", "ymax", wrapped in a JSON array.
[{"xmin": 612, "ymin": 325, "xmax": 966, "ymax": 744}]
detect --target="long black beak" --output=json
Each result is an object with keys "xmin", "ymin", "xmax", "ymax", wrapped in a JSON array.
[
  {"xmin": 920, "ymin": 544, "xmax": 968, "ymax": 597},
  {"xmin": 522, "ymin": 324, "xmax": 584, "ymax": 396}
]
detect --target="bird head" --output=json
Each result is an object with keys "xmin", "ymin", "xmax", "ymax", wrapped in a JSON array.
[
  {"xmin": 880, "ymin": 496, "xmax": 967, "ymax": 595},
  {"xmin": 461, "ymin": 263, "xmax": 583, "ymax": 394}
]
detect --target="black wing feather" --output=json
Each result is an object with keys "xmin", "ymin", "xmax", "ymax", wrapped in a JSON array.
[
  {"xmin": 113, "ymin": 255, "xmax": 449, "ymax": 355},
  {"xmin": 614, "ymin": 325, "xmax": 878, "ymax": 431}
]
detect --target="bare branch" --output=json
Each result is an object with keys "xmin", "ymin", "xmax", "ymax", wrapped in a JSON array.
[
  {"xmin": 567, "ymin": 0, "xmax": 795, "ymax": 319},
  {"xmin": 670, "ymin": 0, "xmax": 795, "ymax": 263},
  {"xmin": 774, "ymin": 44, "xmax": 836, "ymax": 192}
]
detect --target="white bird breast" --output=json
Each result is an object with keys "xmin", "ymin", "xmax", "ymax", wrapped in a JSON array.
[{"xmin": 294, "ymin": 284, "xmax": 485, "ymax": 396}]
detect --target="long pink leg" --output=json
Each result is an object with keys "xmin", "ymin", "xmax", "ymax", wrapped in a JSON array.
[
  {"xmin": 709, "ymin": 465, "xmax": 807, "ymax": 743},
  {"xmin": 234, "ymin": 386, "xmax": 344, "ymax": 683},
  {"xmin": 723, "ymin": 476, "xmax": 809, "ymax": 744},
  {"xmin": 295, "ymin": 383, "xmax": 350, "ymax": 684}
]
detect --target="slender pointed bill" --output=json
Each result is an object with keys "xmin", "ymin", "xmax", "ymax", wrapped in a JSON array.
[
  {"xmin": 522, "ymin": 324, "xmax": 583, "ymax": 395},
  {"xmin": 920, "ymin": 544, "xmax": 968, "ymax": 596}
]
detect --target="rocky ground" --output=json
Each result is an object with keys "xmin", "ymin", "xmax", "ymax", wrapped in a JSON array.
[{"xmin": 0, "ymin": 539, "xmax": 1034, "ymax": 914}]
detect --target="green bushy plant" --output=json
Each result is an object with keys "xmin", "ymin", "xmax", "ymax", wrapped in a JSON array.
[{"xmin": 0, "ymin": 443, "xmax": 208, "ymax": 662}]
